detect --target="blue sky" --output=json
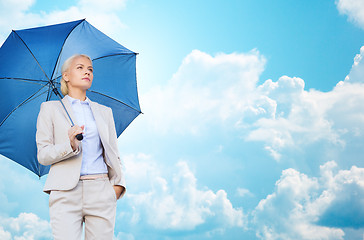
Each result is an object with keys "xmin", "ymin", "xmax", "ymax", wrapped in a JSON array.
[{"xmin": 0, "ymin": 0, "xmax": 364, "ymax": 239}]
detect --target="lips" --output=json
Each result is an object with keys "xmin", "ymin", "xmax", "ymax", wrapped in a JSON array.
[{"xmin": 82, "ymin": 77, "xmax": 90, "ymax": 81}]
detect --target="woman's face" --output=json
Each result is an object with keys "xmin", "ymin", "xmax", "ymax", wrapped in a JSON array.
[{"xmin": 63, "ymin": 56, "xmax": 93, "ymax": 92}]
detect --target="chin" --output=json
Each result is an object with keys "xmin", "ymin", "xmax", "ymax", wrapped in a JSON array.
[{"xmin": 81, "ymin": 83, "xmax": 92, "ymax": 88}]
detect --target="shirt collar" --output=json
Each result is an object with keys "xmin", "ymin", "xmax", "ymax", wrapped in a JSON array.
[{"xmin": 66, "ymin": 95, "xmax": 90, "ymax": 105}]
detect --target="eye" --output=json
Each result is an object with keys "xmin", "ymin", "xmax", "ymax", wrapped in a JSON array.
[
  {"xmin": 77, "ymin": 66, "xmax": 82, "ymax": 69},
  {"xmin": 89, "ymin": 68, "xmax": 93, "ymax": 73}
]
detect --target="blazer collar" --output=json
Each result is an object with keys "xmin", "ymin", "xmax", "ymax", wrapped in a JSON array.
[{"xmin": 66, "ymin": 95, "xmax": 91, "ymax": 105}]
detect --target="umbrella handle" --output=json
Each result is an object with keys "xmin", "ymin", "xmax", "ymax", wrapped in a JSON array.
[{"xmin": 76, "ymin": 134, "xmax": 83, "ymax": 141}]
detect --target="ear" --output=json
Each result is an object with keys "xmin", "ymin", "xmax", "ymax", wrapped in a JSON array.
[{"xmin": 63, "ymin": 72, "xmax": 69, "ymax": 82}]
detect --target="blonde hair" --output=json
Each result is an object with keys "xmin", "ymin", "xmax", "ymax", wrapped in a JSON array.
[{"xmin": 60, "ymin": 54, "xmax": 92, "ymax": 96}]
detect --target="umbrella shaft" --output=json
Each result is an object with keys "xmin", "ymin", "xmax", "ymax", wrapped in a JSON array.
[{"xmin": 51, "ymin": 87, "xmax": 75, "ymax": 127}]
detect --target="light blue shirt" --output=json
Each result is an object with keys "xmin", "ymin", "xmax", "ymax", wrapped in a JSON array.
[{"xmin": 66, "ymin": 95, "xmax": 108, "ymax": 176}]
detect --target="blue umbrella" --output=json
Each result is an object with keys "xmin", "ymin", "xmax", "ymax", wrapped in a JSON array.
[{"xmin": 0, "ymin": 19, "xmax": 141, "ymax": 177}]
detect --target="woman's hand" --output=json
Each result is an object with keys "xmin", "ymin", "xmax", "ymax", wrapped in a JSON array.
[
  {"xmin": 68, "ymin": 125, "xmax": 84, "ymax": 151},
  {"xmin": 113, "ymin": 185, "xmax": 124, "ymax": 199}
]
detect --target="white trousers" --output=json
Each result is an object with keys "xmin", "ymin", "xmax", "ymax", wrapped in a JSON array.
[{"xmin": 49, "ymin": 177, "xmax": 117, "ymax": 240}]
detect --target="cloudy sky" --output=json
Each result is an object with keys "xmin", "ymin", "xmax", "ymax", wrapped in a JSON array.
[{"xmin": 1, "ymin": 0, "xmax": 364, "ymax": 239}]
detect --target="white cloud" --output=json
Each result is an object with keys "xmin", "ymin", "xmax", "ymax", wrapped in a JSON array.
[
  {"xmin": 0, "ymin": 226, "xmax": 11, "ymax": 240},
  {"xmin": 141, "ymin": 47, "xmax": 364, "ymax": 161},
  {"xmin": 119, "ymin": 45, "xmax": 364, "ymax": 237},
  {"xmin": 121, "ymin": 153, "xmax": 246, "ymax": 232},
  {"xmin": 0, "ymin": 0, "xmax": 128, "ymax": 44},
  {"xmin": 253, "ymin": 161, "xmax": 364, "ymax": 240},
  {"xmin": 344, "ymin": 46, "xmax": 364, "ymax": 84},
  {"xmin": 142, "ymin": 49, "xmax": 266, "ymax": 135},
  {"xmin": 0, "ymin": 212, "xmax": 52, "ymax": 240},
  {"xmin": 246, "ymin": 75, "xmax": 364, "ymax": 160},
  {"xmin": 336, "ymin": 0, "xmax": 364, "ymax": 29},
  {"xmin": 236, "ymin": 188, "xmax": 254, "ymax": 198},
  {"xmin": 316, "ymin": 163, "xmax": 364, "ymax": 229}
]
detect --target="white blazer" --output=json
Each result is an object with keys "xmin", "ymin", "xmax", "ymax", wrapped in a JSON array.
[{"xmin": 36, "ymin": 96, "xmax": 125, "ymax": 199}]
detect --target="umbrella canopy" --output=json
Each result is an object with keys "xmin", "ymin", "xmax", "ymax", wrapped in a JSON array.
[{"xmin": 0, "ymin": 19, "xmax": 141, "ymax": 177}]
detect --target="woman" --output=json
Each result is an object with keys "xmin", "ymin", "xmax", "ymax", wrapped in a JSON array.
[{"xmin": 36, "ymin": 54, "xmax": 125, "ymax": 240}]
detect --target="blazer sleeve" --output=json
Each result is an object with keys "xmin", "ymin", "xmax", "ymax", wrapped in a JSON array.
[{"xmin": 36, "ymin": 102, "xmax": 80, "ymax": 166}]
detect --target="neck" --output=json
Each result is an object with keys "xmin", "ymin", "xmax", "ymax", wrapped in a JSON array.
[{"xmin": 68, "ymin": 89, "xmax": 87, "ymax": 101}]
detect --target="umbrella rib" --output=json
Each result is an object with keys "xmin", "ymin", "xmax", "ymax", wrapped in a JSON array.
[
  {"xmin": 87, "ymin": 90, "xmax": 142, "ymax": 114},
  {"xmin": 0, "ymin": 85, "xmax": 49, "ymax": 127},
  {"xmin": 0, "ymin": 77, "xmax": 49, "ymax": 85},
  {"xmin": 13, "ymin": 31, "xmax": 51, "ymax": 82},
  {"xmin": 93, "ymin": 52, "xmax": 137, "ymax": 61},
  {"xmin": 50, "ymin": 19, "xmax": 85, "ymax": 80},
  {"xmin": 12, "ymin": 31, "xmax": 76, "ymax": 127}
]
